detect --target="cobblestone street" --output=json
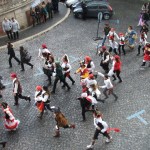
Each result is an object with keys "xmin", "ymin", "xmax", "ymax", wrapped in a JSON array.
[{"xmin": 0, "ymin": 0, "xmax": 150, "ymax": 150}]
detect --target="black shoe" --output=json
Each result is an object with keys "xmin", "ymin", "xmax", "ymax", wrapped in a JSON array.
[
  {"xmin": 18, "ymin": 62, "xmax": 21, "ymax": 65},
  {"xmin": 9, "ymin": 66, "xmax": 12, "ymax": 68},
  {"xmin": 13, "ymin": 103, "xmax": 18, "ymax": 106},
  {"xmin": 115, "ymin": 96, "xmax": 118, "ymax": 101},
  {"xmin": 0, "ymin": 95, "xmax": 2, "ymax": 98},
  {"xmin": 97, "ymin": 99, "xmax": 105, "ymax": 103},
  {"xmin": 72, "ymin": 81, "xmax": 75, "ymax": 85},
  {"xmin": 113, "ymin": 78, "xmax": 116, "ymax": 81},
  {"xmin": 31, "ymin": 65, "xmax": 33, "ymax": 69},
  {"xmin": 28, "ymin": 96, "xmax": 31, "ymax": 102},
  {"xmin": 51, "ymin": 91, "xmax": 55, "ymax": 94},
  {"xmin": 67, "ymin": 87, "xmax": 71, "ymax": 91},
  {"xmin": 20, "ymin": 69, "xmax": 25, "ymax": 71},
  {"xmin": 118, "ymin": 80, "xmax": 122, "ymax": 83},
  {"xmin": 61, "ymin": 85, "xmax": 65, "ymax": 88},
  {"xmin": 0, "ymin": 142, "xmax": 7, "ymax": 148},
  {"xmin": 136, "ymin": 53, "xmax": 140, "ymax": 56}
]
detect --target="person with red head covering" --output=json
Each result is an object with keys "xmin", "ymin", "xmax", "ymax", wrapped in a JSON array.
[
  {"xmin": 118, "ymin": 33, "xmax": 126, "ymax": 55},
  {"xmin": 84, "ymin": 56, "xmax": 95, "ymax": 73},
  {"xmin": 112, "ymin": 55, "xmax": 122, "ymax": 83},
  {"xmin": 107, "ymin": 28, "xmax": 119, "ymax": 55},
  {"xmin": 141, "ymin": 43, "xmax": 150, "ymax": 67},
  {"xmin": 99, "ymin": 46, "xmax": 110, "ymax": 73},
  {"xmin": 61, "ymin": 54, "xmax": 75, "ymax": 87},
  {"xmin": 0, "ymin": 102, "xmax": 20, "ymax": 131},
  {"xmin": 10, "ymin": 73, "xmax": 31, "ymax": 106},
  {"xmin": 38, "ymin": 44, "xmax": 51, "ymax": 58}
]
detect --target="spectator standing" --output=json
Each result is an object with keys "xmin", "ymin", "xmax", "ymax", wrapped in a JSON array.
[
  {"xmin": 11, "ymin": 17, "xmax": 20, "ymax": 40},
  {"xmin": 19, "ymin": 46, "xmax": 33, "ymax": 71},
  {"xmin": 2, "ymin": 18, "xmax": 13, "ymax": 39},
  {"xmin": 52, "ymin": 0, "xmax": 59, "ymax": 13},
  {"xmin": 30, "ymin": 7, "xmax": 36, "ymax": 27},
  {"xmin": 41, "ymin": 1, "xmax": 48, "ymax": 23},
  {"xmin": 142, "ymin": 11, "xmax": 149, "ymax": 26},
  {"xmin": 102, "ymin": 24, "xmax": 111, "ymax": 46},
  {"xmin": 35, "ymin": 5, "xmax": 41, "ymax": 24},
  {"xmin": 46, "ymin": 0, "xmax": 53, "ymax": 19},
  {"xmin": 7, "ymin": 42, "xmax": 20, "ymax": 68}
]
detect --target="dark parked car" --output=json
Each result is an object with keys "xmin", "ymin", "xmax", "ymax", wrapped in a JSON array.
[
  {"xmin": 72, "ymin": 0, "xmax": 108, "ymax": 10},
  {"xmin": 73, "ymin": 1, "xmax": 113, "ymax": 20}
]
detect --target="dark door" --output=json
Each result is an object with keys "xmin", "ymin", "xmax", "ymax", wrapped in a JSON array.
[{"xmin": 86, "ymin": 4, "xmax": 99, "ymax": 17}]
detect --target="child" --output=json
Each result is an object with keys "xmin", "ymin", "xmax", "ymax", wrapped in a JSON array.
[{"xmin": 118, "ymin": 33, "xmax": 126, "ymax": 55}]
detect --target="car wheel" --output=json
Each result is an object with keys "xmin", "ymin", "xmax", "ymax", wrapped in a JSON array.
[
  {"xmin": 76, "ymin": 13, "xmax": 83, "ymax": 19},
  {"xmin": 103, "ymin": 13, "xmax": 110, "ymax": 20}
]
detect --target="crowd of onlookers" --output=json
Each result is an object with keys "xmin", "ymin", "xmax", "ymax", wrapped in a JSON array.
[
  {"xmin": 1, "ymin": 0, "xmax": 60, "ymax": 40},
  {"xmin": 30, "ymin": 0, "xmax": 59, "ymax": 27},
  {"xmin": 137, "ymin": 2, "xmax": 150, "ymax": 27}
]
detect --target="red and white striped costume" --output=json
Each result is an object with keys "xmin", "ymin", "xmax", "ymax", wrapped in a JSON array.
[{"xmin": 3, "ymin": 107, "xmax": 20, "ymax": 131}]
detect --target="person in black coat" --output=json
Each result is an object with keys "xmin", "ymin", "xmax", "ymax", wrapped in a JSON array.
[
  {"xmin": 7, "ymin": 42, "xmax": 20, "ymax": 68},
  {"xmin": 51, "ymin": 61, "xmax": 70, "ymax": 94},
  {"xmin": 46, "ymin": 1, "xmax": 53, "ymax": 19},
  {"xmin": 19, "ymin": 46, "xmax": 33, "ymax": 71}
]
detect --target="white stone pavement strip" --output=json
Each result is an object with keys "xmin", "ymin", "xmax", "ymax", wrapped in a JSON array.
[{"xmin": 0, "ymin": 4, "xmax": 71, "ymax": 50}]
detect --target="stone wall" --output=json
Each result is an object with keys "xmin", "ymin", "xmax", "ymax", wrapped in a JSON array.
[{"xmin": 0, "ymin": 0, "xmax": 34, "ymax": 36}]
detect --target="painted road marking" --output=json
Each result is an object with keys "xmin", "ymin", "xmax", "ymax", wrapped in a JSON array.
[{"xmin": 127, "ymin": 110, "xmax": 148, "ymax": 125}]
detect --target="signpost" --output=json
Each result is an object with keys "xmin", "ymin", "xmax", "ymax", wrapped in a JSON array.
[{"xmin": 93, "ymin": 12, "xmax": 103, "ymax": 41}]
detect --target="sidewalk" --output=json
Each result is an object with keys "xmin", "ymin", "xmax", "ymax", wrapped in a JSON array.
[{"xmin": 0, "ymin": 3, "xmax": 69, "ymax": 48}]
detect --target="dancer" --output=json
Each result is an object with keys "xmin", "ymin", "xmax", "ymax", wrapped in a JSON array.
[
  {"xmin": 38, "ymin": 44, "xmax": 51, "ymax": 58},
  {"xmin": 141, "ymin": 43, "xmax": 150, "ymax": 67},
  {"xmin": 75, "ymin": 61, "xmax": 89, "ymax": 79},
  {"xmin": 0, "ymin": 102, "xmax": 20, "ymax": 131},
  {"xmin": 137, "ymin": 31, "xmax": 147, "ymax": 56},
  {"xmin": 84, "ymin": 56, "xmax": 95, "ymax": 74},
  {"xmin": 77, "ymin": 93, "xmax": 98, "ymax": 121},
  {"xmin": 50, "ymin": 106, "xmax": 75, "ymax": 137},
  {"xmin": 52, "ymin": 61, "xmax": 71, "ymax": 94},
  {"xmin": 125, "ymin": 26, "xmax": 137, "ymax": 50},
  {"xmin": 10, "ymin": 73, "xmax": 31, "ymax": 106},
  {"xmin": 99, "ymin": 46, "xmax": 111, "ymax": 73},
  {"xmin": 19, "ymin": 46, "xmax": 33, "ymax": 71},
  {"xmin": 86, "ymin": 109, "xmax": 112, "ymax": 149},
  {"xmin": 118, "ymin": 33, "xmax": 126, "ymax": 55},
  {"xmin": 61, "ymin": 54, "xmax": 75, "ymax": 86},
  {"xmin": 111, "ymin": 55, "xmax": 122, "ymax": 83},
  {"xmin": 35, "ymin": 86, "xmax": 51, "ymax": 119},
  {"xmin": 7, "ymin": 42, "xmax": 20, "ymax": 68},
  {"xmin": 96, "ymin": 72, "xmax": 118, "ymax": 101},
  {"xmin": 43, "ymin": 55, "xmax": 55, "ymax": 85},
  {"xmin": 107, "ymin": 28, "xmax": 119, "ymax": 55}
]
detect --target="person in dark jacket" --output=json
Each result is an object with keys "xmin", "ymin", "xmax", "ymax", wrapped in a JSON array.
[
  {"xmin": 7, "ymin": 42, "xmax": 20, "ymax": 68},
  {"xmin": 0, "ymin": 141, "xmax": 7, "ymax": 148},
  {"xmin": 142, "ymin": 11, "xmax": 149, "ymax": 26},
  {"xmin": 41, "ymin": 1, "xmax": 48, "ymax": 23},
  {"xmin": 102, "ymin": 24, "xmax": 111, "ymax": 46},
  {"xmin": 46, "ymin": 1, "xmax": 53, "ymax": 19},
  {"xmin": 35, "ymin": 5, "xmax": 41, "ymax": 24},
  {"xmin": 19, "ymin": 46, "xmax": 33, "ymax": 71},
  {"xmin": 51, "ymin": 61, "xmax": 71, "ymax": 94},
  {"xmin": 81, "ymin": 2, "xmax": 87, "ymax": 20},
  {"xmin": 52, "ymin": 0, "xmax": 59, "ymax": 13},
  {"xmin": 30, "ymin": 7, "xmax": 36, "ymax": 27}
]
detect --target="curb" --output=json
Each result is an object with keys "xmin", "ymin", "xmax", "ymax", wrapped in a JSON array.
[{"xmin": 0, "ymin": 5, "xmax": 70, "ymax": 50}]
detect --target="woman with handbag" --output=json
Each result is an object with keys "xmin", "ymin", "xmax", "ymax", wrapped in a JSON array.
[{"xmin": 19, "ymin": 46, "xmax": 33, "ymax": 71}]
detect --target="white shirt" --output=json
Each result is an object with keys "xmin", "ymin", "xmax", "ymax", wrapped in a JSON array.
[
  {"xmin": 13, "ymin": 78, "xmax": 18, "ymax": 94},
  {"xmin": 98, "ymin": 72, "xmax": 113, "ymax": 89},
  {"xmin": 107, "ymin": 31, "xmax": 119, "ymax": 40},
  {"xmin": 38, "ymin": 48, "xmax": 51, "ymax": 57},
  {"xmin": 86, "ymin": 61, "xmax": 95, "ymax": 73},
  {"xmin": 11, "ymin": 20, "xmax": 20, "ymax": 32},
  {"xmin": 2, "ymin": 20, "xmax": 12, "ymax": 32},
  {"xmin": 34, "ymin": 91, "xmax": 43, "ymax": 102},
  {"xmin": 61, "ymin": 62, "xmax": 72, "ymax": 73},
  {"xmin": 82, "ymin": 78, "xmax": 97, "ymax": 88},
  {"xmin": 94, "ymin": 117, "xmax": 108, "ymax": 133}
]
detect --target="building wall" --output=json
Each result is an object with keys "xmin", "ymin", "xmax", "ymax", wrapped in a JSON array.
[{"xmin": 0, "ymin": 0, "xmax": 33, "ymax": 36}]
